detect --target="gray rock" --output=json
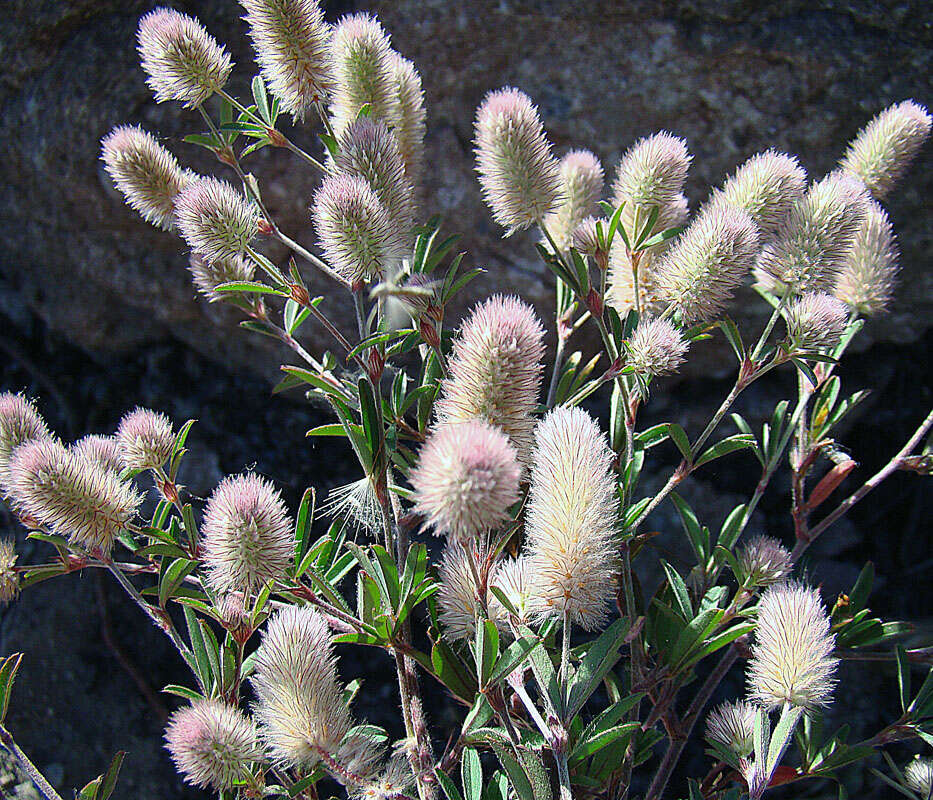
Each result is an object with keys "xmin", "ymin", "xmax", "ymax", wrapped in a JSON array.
[{"xmin": 0, "ymin": 1, "xmax": 929, "ymax": 381}]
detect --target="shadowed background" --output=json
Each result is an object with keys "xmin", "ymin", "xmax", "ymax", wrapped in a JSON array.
[{"xmin": 0, "ymin": 1, "xmax": 930, "ymax": 797}]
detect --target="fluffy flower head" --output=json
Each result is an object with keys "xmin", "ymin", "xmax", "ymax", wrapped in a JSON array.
[
  {"xmin": 542, "ymin": 149, "xmax": 604, "ymax": 252},
  {"xmin": 833, "ymin": 200, "xmax": 899, "ymax": 316},
  {"xmin": 839, "ymin": 100, "xmax": 932, "ymax": 198},
  {"xmin": 137, "ymin": 8, "xmax": 233, "ymax": 107},
  {"xmin": 474, "ymin": 87, "xmax": 562, "ymax": 232},
  {"xmin": 785, "ymin": 293, "xmax": 849, "ymax": 350},
  {"xmin": 164, "ymin": 698, "xmax": 261, "ymax": 790},
  {"xmin": 71, "ymin": 435, "xmax": 123, "ymax": 476},
  {"xmin": 905, "ymin": 757, "xmax": 933, "ymax": 797},
  {"xmin": 0, "ymin": 539, "xmax": 19, "ymax": 604},
  {"xmin": 748, "ymin": 580, "xmax": 838, "ymax": 709},
  {"xmin": 0, "ymin": 393, "xmax": 50, "ymax": 488},
  {"xmin": 611, "ymin": 132, "xmax": 691, "ymax": 210},
  {"xmin": 489, "ymin": 554, "xmax": 535, "ymax": 630},
  {"xmin": 716, "ymin": 150, "xmax": 807, "ymax": 235},
  {"xmin": 188, "ymin": 252, "xmax": 256, "ymax": 302},
  {"xmin": 387, "ymin": 52, "xmax": 426, "ymax": 184},
  {"xmin": 705, "ymin": 700, "xmax": 756, "ymax": 757},
  {"xmin": 202, "ymin": 473, "xmax": 293, "ymax": 595},
  {"xmin": 175, "ymin": 177, "xmax": 259, "ymax": 264},
  {"xmin": 437, "ymin": 543, "xmax": 485, "ymax": 643},
  {"xmin": 240, "ymin": 0, "xmax": 334, "ymax": 119},
  {"xmin": 737, "ymin": 535, "xmax": 792, "ymax": 587},
  {"xmin": 525, "ymin": 406, "xmax": 619, "ymax": 629},
  {"xmin": 625, "ymin": 317, "xmax": 689, "ymax": 377},
  {"xmin": 116, "ymin": 407, "xmax": 175, "ymax": 471},
  {"xmin": 411, "ymin": 420, "xmax": 521, "ymax": 544}
]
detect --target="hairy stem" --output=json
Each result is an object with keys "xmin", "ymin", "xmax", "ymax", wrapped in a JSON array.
[{"xmin": 0, "ymin": 726, "xmax": 66, "ymax": 800}]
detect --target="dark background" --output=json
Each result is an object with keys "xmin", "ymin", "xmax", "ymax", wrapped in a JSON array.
[{"xmin": 0, "ymin": 1, "xmax": 930, "ymax": 797}]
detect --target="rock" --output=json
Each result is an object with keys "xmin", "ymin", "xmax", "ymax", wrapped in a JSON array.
[{"xmin": 0, "ymin": 1, "xmax": 929, "ymax": 381}]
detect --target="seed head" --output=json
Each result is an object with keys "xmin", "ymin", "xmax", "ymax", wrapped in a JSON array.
[
  {"xmin": 322, "ymin": 476, "xmax": 383, "ymax": 535},
  {"xmin": 71, "ymin": 435, "xmax": 123, "ymax": 476},
  {"xmin": 625, "ymin": 317, "xmax": 689, "ymax": 377},
  {"xmin": 202, "ymin": 473, "xmax": 293, "ymax": 596},
  {"xmin": 5, "ymin": 439, "xmax": 142, "ymax": 555},
  {"xmin": 137, "ymin": 8, "xmax": 233, "ymax": 107},
  {"xmin": 0, "ymin": 393, "xmax": 50, "ymax": 490},
  {"xmin": 329, "ymin": 14, "xmax": 395, "ymax": 137},
  {"xmin": 437, "ymin": 543, "xmax": 485, "ymax": 643},
  {"xmin": 839, "ymin": 100, "xmax": 932, "ymax": 199},
  {"xmin": 754, "ymin": 173, "xmax": 869, "ymax": 295},
  {"xmin": 716, "ymin": 150, "xmax": 808, "ymax": 236},
  {"xmin": 611, "ymin": 132, "xmax": 691, "ymax": 212},
  {"xmin": 489, "ymin": 554, "xmax": 535, "ymax": 630},
  {"xmin": 737, "ymin": 535, "xmax": 792, "ymax": 587},
  {"xmin": 411, "ymin": 420, "xmax": 520, "ymax": 544},
  {"xmin": 333, "ymin": 116, "xmax": 415, "ymax": 240},
  {"xmin": 542, "ymin": 150, "xmax": 605, "ymax": 253},
  {"xmin": 188, "ymin": 252, "xmax": 256, "ymax": 302},
  {"xmin": 435, "ymin": 295, "xmax": 545, "ymax": 462},
  {"xmin": 833, "ymin": 200, "xmax": 899, "ymax": 316},
  {"xmin": 785, "ymin": 293, "xmax": 849, "ymax": 350},
  {"xmin": 387, "ymin": 52, "xmax": 426, "ymax": 185},
  {"xmin": 748, "ymin": 580, "xmax": 838, "ymax": 709},
  {"xmin": 526, "ymin": 406, "xmax": 619, "ymax": 630},
  {"xmin": 116, "ymin": 407, "xmax": 175, "ymax": 471},
  {"xmin": 175, "ymin": 177, "xmax": 259, "ymax": 264},
  {"xmin": 312, "ymin": 173, "xmax": 404, "ymax": 284},
  {"xmin": 251, "ymin": 606, "xmax": 356, "ymax": 768},
  {"xmin": 474, "ymin": 87, "xmax": 562, "ymax": 233},
  {"xmin": 240, "ymin": 0, "xmax": 334, "ymax": 120},
  {"xmin": 100, "ymin": 125, "xmax": 191, "ymax": 230},
  {"xmin": 705, "ymin": 700, "xmax": 756, "ymax": 757},
  {"xmin": 905, "ymin": 757, "xmax": 933, "ymax": 797},
  {"xmin": 164, "ymin": 698, "xmax": 261, "ymax": 790},
  {"xmin": 0, "ymin": 539, "xmax": 19, "ymax": 604},
  {"xmin": 353, "ymin": 750, "xmax": 415, "ymax": 800},
  {"xmin": 656, "ymin": 201, "xmax": 760, "ymax": 324}
]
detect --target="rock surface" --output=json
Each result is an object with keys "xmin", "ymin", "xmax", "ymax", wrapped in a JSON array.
[{"xmin": 0, "ymin": 1, "xmax": 930, "ymax": 379}]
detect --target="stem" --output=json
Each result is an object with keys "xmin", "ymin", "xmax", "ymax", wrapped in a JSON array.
[
  {"xmin": 546, "ymin": 335, "xmax": 567, "ymax": 408},
  {"xmin": 353, "ymin": 289, "xmax": 368, "ymax": 341},
  {"xmin": 555, "ymin": 750, "xmax": 574, "ymax": 800},
  {"xmin": 0, "ymin": 726, "xmax": 66, "ymax": 800},
  {"xmin": 560, "ymin": 609, "xmax": 572, "ymax": 706},
  {"xmin": 274, "ymin": 230, "xmax": 351, "ymax": 290}
]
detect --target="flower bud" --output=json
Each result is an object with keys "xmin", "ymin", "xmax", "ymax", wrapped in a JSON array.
[
  {"xmin": 489, "ymin": 554, "xmax": 534, "ymax": 630},
  {"xmin": 240, "ymin": 0, "xmax": 334, "ymax": 119},
  {"xmin": 71, "ymin": 435, "xmax": 123, "ymax": 476},
  {"xmin": 656, "ymin": 201, "xmax": 760, "ymax": 324},
  {"xmin": 716, "ymin": 150, "xmax": 807, "ymax": 236},
  {"xmin": 839, "ymin": 100, "xmax": 932, "ymax": 199},
  {"xmin": 785, "ymin": 293, "xmax": 849, "ymax": 350},
  {"xmin": 312, "ymin": 173, "xmax": 404, "ymax": 284},
  {"xmin": 571, "ymin": 216, "xmax": 602, "ymax": 259},
  {"xmin": 202, "ymin": 473, "xmax": 293, "ymax": 595},
  {"xmin": 6, "ymin": 439, "xmax": 142, "ymax": 556},
  {"xmin": 388, "ymin": 52, "xmax": 426, "ymax": 185},
  {"xmin": 542, "ymin": 150, "xmax": 604, "ymax": 253},
  {"xmin": 137, "ymin": 8, "xmax": 233, "ymax": 107},
  {"xmin": 474, "ymin": 87, "xmax": 562, "ymax": 233},
  {"xmin": 116, "ymin": 407, "xmax": 175, "ymax": 471},
  {"xmin": 0, "ymin": 393, "xmax": 50, "ymax": 490},
  {"xmin": 188, "ymin": 252, "xmax": 256, "ymax": 302},
  {"xmin": 833, "ymin": 200, "xmax": 899, "ymax": 316},
  {"xmin": 748, "ymin": 580, "xmax": 838, "ymax": 709},
  {"xmin": 411, "ymin": 420, "xmax": 521, "ymax": 544},
  {"xmin": 737, "ymin": 535, "xmax": 792, "ymax": 587},
  {"xmin": 100, "ymin": 125, "xmax": 192, "ymax": 230},
  {"xmin": 435, "ymin": 295, "xmax": 545, "ymax": 462},
  {"xmin": 704, "ymin": 700, "xmax": 756, "ymax": 757},
  {"xmin": 164, "ymin": 698, "xmax": 262, "ymax": 790},
  {"xmin": 526, "ymin": 406, "xmax": 619, "ymax": 630},
  {"xmin": 625, "ymin": 317, "xmax": 689, "ymax": 377},
  {"xmin": 175, "ymin": 177, "xmax": 259, "ymax": 264},
  {"xmin": 437, "ymin": 542, "xmax": 486, "ymax": 643},
  {"xmin": 0, "ymin": 539, "xmax": 20, "ymax": 604}
]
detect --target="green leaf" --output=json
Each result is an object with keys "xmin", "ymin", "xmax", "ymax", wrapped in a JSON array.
[
  {"xmin": 214, "ymin": 280, "xmax": 287, "ymax": 296},
  {"xmin": 98, "ymin": 751, "xmax": 125, "ymax": 800},
  {"xmin": 896, "ymin": 644, "xmax": 911, "ymax": 713},
  {"xmin": 487, "ymin": 636, "xmax": 538, "ymax": 687},
  {"xmin": 431, "ymin": 640, "xmax": 477, "ymax": 703},
  {"xmin": 184, "ymin": 606, "xmax": 213, "ymax": 692},
  {"xmin": 716, "ymin": 503, "xmax": 748, "ymax": 553},
  {"xmin": 475, "ymin": 618, "xmax": 500, "ymax": 688},
  {"xmin": 566, "ymin": 618, "xmax": 630, "ymax": 720},
  {"xmin": 669, "ymin": 607, "xmax": 722, "ymax": 671},
  {"xmin": 660, "ymin": 560, "xmax": 692, "ymax": 620},
  {"xmin": 670, "ymin": 493, "xmax": 708, "ymax": 564},
  {"xmin": 570, "ymin": 722, "xmax": 640, "ymax": 764},
  {"xmin": 436, "ymin": 769, "xmax": 465, "ymax": 800},
  {"xmin": 161, "ymin": 684, "xmax": 203, "ymax": 701},
  {"xmin": 520, "ymin": 626, "xmax": 563, "ymax": 719},
  {"xmin": 668, "ymin": 423, "xmax": 692, "ymax": 462},
  {"xmin": 462, "ymin": 747, "xmax": 482, "ymax": 800},
  {"xmin": 251, "ymin": 75, "xmax": 271, "ymax": 122},
  {"xmin": 0, "ymin": 653, "xmax": 23, "ymax": 723},
  {"xmin": 159, "ymin": 558, "xmax": 198, "ymax": 608},
  {"xmin": 488, "ymin": 742, "xmax": 552, "ymax": 800},
  {"xmin": 694, "ymin": 434, "xmax": 757, "ymax": 469},
  {"xmin": 293, "ymin": 487, "xmax": 315, "ymax": 571}
]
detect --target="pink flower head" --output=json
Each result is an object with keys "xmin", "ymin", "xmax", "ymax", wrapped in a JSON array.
[
  {"xmin": 175, "ymin": 177, "xmax": 259, "ymax": 264},
  {"xmin": 116, "ymin": 407, "xmax": 175, "ymax": 470}
]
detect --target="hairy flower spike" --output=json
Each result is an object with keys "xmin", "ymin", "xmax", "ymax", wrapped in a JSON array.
[
  {"xmin": 329, "ymin": 14, "xmax": 395, "ymax": 136},
  {"xmin": 175, "ymin": 177, "xmax": 259, "ymax": 264},
  {"xmin": 188, "ymin": 252, "xmax": 256, "ymax": 302},
  {"xmin": 716, "ymin": 150, "xmax": 808, "ymax": 236},
  {"xmin": 312, "ymin": 174, "xmax": 404, "ymax": 284},
  {"xmin": 839, "ymin": 100, "xmax": 932, "ymax": 199},
  {"xmin": 748, "ymin": 581, "xmax": 838, "ymax": 709},
  {"xmin": 0, "ymin": 393, "xmax": 51, "ymax": 490},
  {"xmin": 116, "ymin": 407, "xmax": 175, "ymax": 471},
  {"xmin": 526, "ymin": 406, "xmax": 619, "ymax": 630},
  {"xmin": 100, "ymin": 125, "xmax": 191, "ymax": 230},
  {"xmin": 334, "ymin": 116, "xmax": 415, "ymax": 240},
  {"xmin": 71, "ymin": 435, "xmax": 123, "ymax": 476},
  {"xmin": 489, "ymin": 554, "xmax": 535, "ymax": 630},
  {"xmin": 474, "ymin": 87, "xmax": 562, "ymax": 233},
  {"xmin": 833, "ymin": 200, "xmax": 899, "ymax": 316},
  {"xmin": 6, "ymin": 439, "xmax": 141, "ymax": 555},
  {"xmin": 435, "ymin": 295, "xmax": 545, "ymax": 462},
  {"xmin": 240, "ymin": 0, "xmax": 334, "ymax": 120},
  {"xmin": 737, "ymin": 535, "xmax": 792, "ymax": 587},
  {"xmin": 542, "ymin": 150, "xmax": 604, "ymax": 252},
  {"xmin": 437, "ymin": 543, "xmax": 485, "ymax": 643},
  {"xmin": 612, "ymin": 132, "xmax": 691, "ymax": 212},
  {"xmin": 202, "ymin": 473, "xmax": 293, "ymax": 595},
  {"xmin": 571, "ymin": 216, "xmax": 601, "ymax": 258},
  {"xmin": 754, "ymin": 173, "xmax": 869, "ymax": 295},
  {"xmin": 137, "ymin": 8, "xmax": 233, "ymax": 107},
  {"xmin": 165, "ymin": 698, "xmax": 261, "ymax": 790},
  {"xmin": 0, "ymin": 539, "xmax": 19, "ymax": 604},
  {"xmin": 657, "ymin": 201, "xmax": 760, "ymax": 324},
  {"xmin": 411, "ymin": 420, "xmax": 520, "ymax": 544},
  {"xmin": 785, "ymin": 293, "xmax": 849, "ymax": 350},
  {"xmin": 705, "ymin": 700, "xmax": 756, "ymax": 757},
  {"xmin": 625, "ymin": 317, "xmax": 689, "ymax": 377},
  {"xmin": 388, "ymin": 52, "xmax": 426, "ymax": 185},
  {"xmin": 905, "ymin": 757, "xmax": 933, "ymax": 797}
]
